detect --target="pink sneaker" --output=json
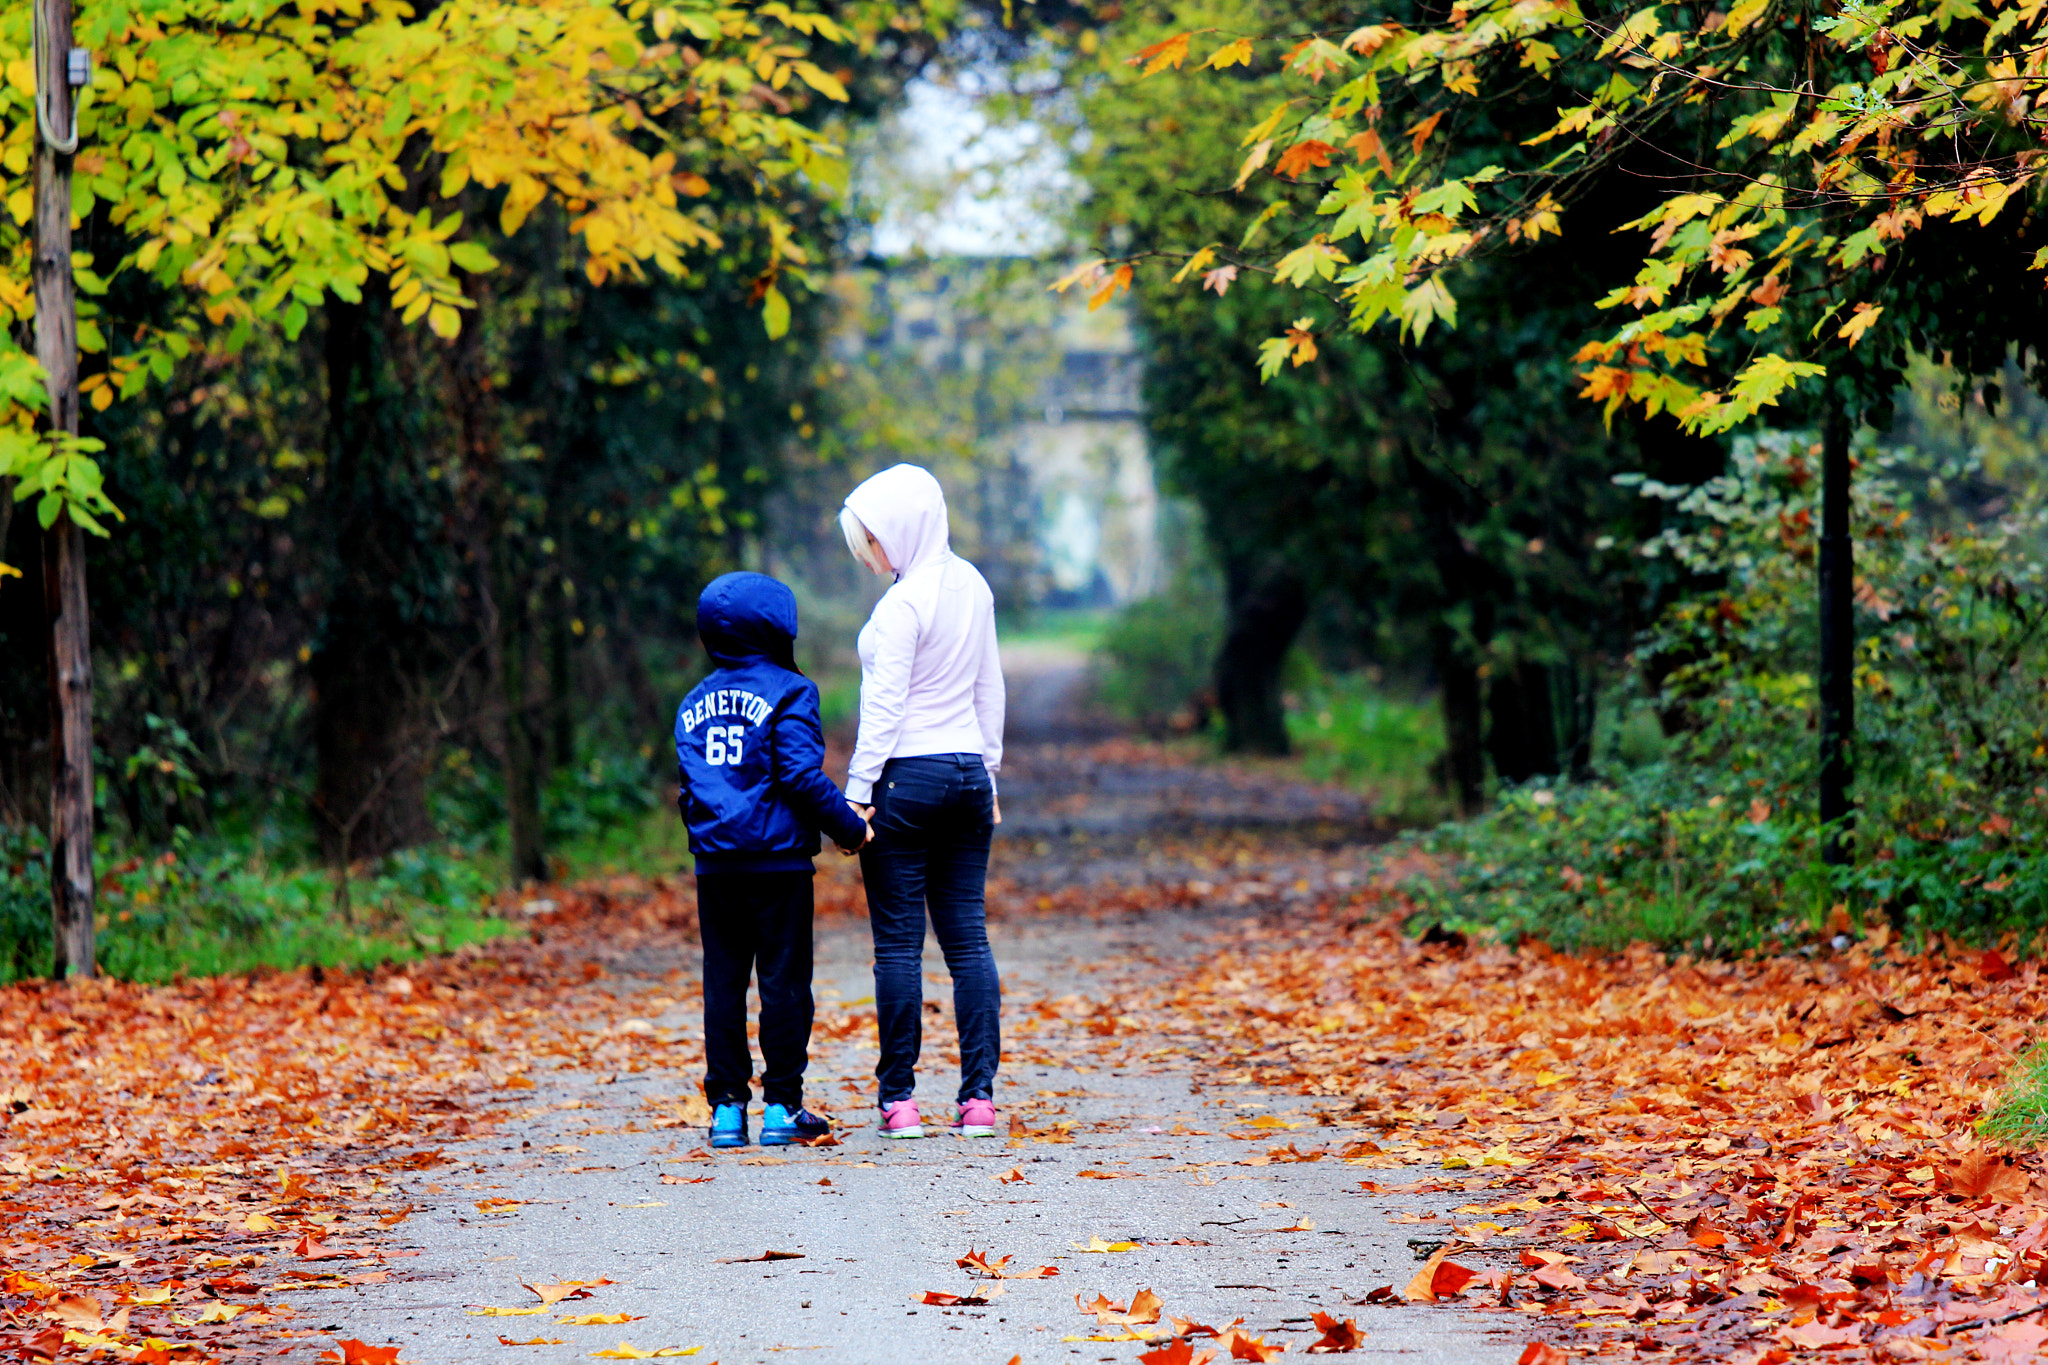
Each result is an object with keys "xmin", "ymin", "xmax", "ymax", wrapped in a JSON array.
[
  {"xmin": 880, "ymin": 1099, "xmax": 924, "ymax": 1140},
  {"xmin": 951, "ymin": 1099, "xmax": 996, "ymax": 1137}
]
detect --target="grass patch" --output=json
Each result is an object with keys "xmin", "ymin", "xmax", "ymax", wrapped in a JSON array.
[
  {"xmin": 1982, "ymin": 1043, "xmax": 2048, "ymax": 1147},
  {"xmin": 1, "ymin": 827, "xmax": 513, "ymax": 984}
]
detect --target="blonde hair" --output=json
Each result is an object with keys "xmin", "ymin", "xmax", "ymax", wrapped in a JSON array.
[{"xmin": 839, "ymin": 506, "xmax": 891, "ymax": 576}]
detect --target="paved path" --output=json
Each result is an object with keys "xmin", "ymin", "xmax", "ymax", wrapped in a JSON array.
[{"xmin": 326, "ymin": 648, "xmax": 1512, "ymax": 1364}]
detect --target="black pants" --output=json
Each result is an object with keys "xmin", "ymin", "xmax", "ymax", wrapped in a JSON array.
[{"xmin": 698, "ymin": 870, "xmax": 814, "ymax": 1109}]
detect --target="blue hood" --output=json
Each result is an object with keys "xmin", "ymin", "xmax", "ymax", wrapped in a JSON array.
[{"xmin": 697, "ymin": 572, "xmax": 800, "ymax": 671}]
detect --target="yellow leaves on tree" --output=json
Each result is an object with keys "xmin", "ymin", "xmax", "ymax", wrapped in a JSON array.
[{"xmin": 0, "ymin": 0, "xmax": 853, "ymax": 516}]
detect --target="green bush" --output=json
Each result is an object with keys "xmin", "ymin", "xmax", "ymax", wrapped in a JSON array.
[
  {"xmin": 1401, "ymin": 431, "xmax": 2048, "ymax": 951},
  {"xmin": 1287, "ymin": 668, "xmax": 1449, "ymax": 823},
  {"xmin": 1093, "ymin": 566, "xmax": 1224, "ymax": 734}
]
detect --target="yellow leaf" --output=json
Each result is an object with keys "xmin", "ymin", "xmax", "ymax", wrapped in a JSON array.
[
  {"xmin": 244, "ymin": 1213, "xmax": 279, "ymax": 1232},
  {"xmin": 1204, "ymin": 38, "xmax": 1253, "ymax": 69},
  {"xmin": 427, "ymin": 304, "xmax": 462, "ymax": 340},
  {"xmin": 1126, "ymin": 32, "xmax": 1192, "ymax": 76},
  {"xmin": 559, "ymin": 1313, "xmax": 645, "ymax": 1325},
  {"xmin": 1836, "ymin": 303, "xmax": 1883, "ymax": 347},
  {"xmin": 6, "ymin": 188, "xmax": 31, "ymax": 227},
  {"xmin": 0, "ymin": 563, "xmax": 19, "ymax": 580},
  {"xmin": 1071, "ymin": 1236, "xmax": 1139, "ymax": 1253},
  {"xmin": 589, "ymin": 1345, "xmax": 702, "ymax": 1359},
  {"xmin": 4, "ymin": 60, "xmax": 32, "ymax": 96},
  {"xmin": 468, "ymin": 1307, "xmax": 549, "ymax": 1317},
  {"xmin": 1088, "ymin": 265, "xmax": 1133, "ymax": 312},
  {"xmin": 1171, "ymin": 247, "xmax": 1218, "ymax": 284}
]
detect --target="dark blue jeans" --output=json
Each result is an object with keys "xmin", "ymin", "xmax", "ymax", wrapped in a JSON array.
[{"xmin": 860, "ymin": 754, "xmax": 1000, "ymax": 1106}]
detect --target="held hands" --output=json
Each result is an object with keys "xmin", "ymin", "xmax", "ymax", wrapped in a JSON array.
[{"xmin": 838, "ymin": 801, "xmax": 875, "ymax": 856}]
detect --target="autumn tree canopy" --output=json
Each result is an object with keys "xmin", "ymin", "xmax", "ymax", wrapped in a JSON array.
[{"xmin": 1081, "ymin": 0, "xmax": 2048, "ymax": 425}]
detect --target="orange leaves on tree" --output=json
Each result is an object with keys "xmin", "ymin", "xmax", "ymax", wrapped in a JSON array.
[
  {"xmin": 1090, "ymin": 266, "xmax": 1135, "ymax": 313},
  {"xmin": 1345, "ymin": 130, "xmax": 1396, "ymax": 177},
  {"xmin": 1274, "ymin": 141, "xmax": 1337, "ymax": 178},
  {"xmin": 1406, "ymin": 111, "xmax": 1445, "ymax": 155},
  {"xmin": 1836, "ymin": 302, "xmax": 1884, "ymax": 347},
  {"xmin": 1128, "ymin": 32, "xmax": 1195, "ymax": 76}
]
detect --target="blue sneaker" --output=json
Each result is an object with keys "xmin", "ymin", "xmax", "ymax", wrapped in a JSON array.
[
  {"xmin": 760, "ymin": 1104, "xmax": 831, "ymax": 1146},
  {"xmin": 709, "ymin": 1102, "xmax": 749, "ymax": 1149}
]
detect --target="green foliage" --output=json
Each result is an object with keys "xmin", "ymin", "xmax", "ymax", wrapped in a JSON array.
[
  {"xmin": 0, "ymin": 828, "xmax": 510, "ymax": 985},
  {"xmin": 1287, "ymin": 669, "xmax": 1448, "ymax": 824},
  {"xmin": 1402, "ymin": 430, "xmax": 2048, "ymax": 950},
  {"xmin": 1093, "ymin": 566, "xmax": 1223, "ymax": 734}
]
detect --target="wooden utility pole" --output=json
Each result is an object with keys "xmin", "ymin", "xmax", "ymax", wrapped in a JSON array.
[{"xmin": 34, "ymin": 0, "xmax": 95, "ymax": 977}]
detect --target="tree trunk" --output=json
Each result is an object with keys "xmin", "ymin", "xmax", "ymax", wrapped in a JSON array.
[
  {"xmin": 1818, "ymin": 404, "xmax": 1855, "ymax": 865},
  {"xmin": 1486, "ymin": 659, "xmax": 1561, "ymax": 786},
  {"xmin": 1434, "ymin": 634, "xmax": 1486, "ymax": 817},
  {"xmin": 498, "ymin": 574, "xmax": 548, "ymax": 885},
  {"xmin": 311, "ymin": 297, "xmax": 433, "ymax": 864},
  {"xmin": 34, "ymin": 0, "xmax": 93, "ymax": 977},
  {"xmin": 548, "ymin": 598, "xmax": 574, "ymax": 771},
  {"xmin": 1215, "ymin": 555, "xmax": 1307, "ymax": 755}
]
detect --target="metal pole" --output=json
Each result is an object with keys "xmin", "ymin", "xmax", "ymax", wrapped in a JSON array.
[
  {"xmin": 1817, "ymin": 404, "xmax": 1854, "ymax": 868},
  {"xmin": 34, "ymin": 0, "xmax": 95, "ymax": 978}
]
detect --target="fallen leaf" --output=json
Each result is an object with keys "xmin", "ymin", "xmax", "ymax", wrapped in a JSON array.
[
  {"xmin": 295, "ymin": 1234, "xmax": 352, "ymax": 1260},
  {"xmin": 245, "ymin": 1212, "xmax": 280, "ymax": 1232},
  {"xmin": 588, "ymin": 1344, "xmax": 701, "ymax": 1359},
  {"xmin": 918, "ymin": 1291, "xmax": 993, "ymax": 1306},
  {"xmin": 1078, "ymin": 1288, "xmax": 1163, "ymax": 1326},
  {"xmin": 46, "ymin": 1296, "xmax": 104, "ymax": 1332},
  {"xmin": 996, "ymin": 1168, "xmax": 1030, "ymax": 1185},
  {"xmin": 1141, "ymin": 1339, "xmax": 1220, "ymax": 1365},
  {"xmin": 499, "ymin": 1336, "xmax": 568, "ymax": 1346},
  {"xmin": 469, "ymin": 1307, "xmax": 550, "ymax": 1317},
  {"xmin": 1306, "ymin": 1312, "xmax": 1364, "ymax": 1353},
  {"xmin": 1218, "ymin": 1328, "xmax": 1286, "ymax": 1361},
  {"xmin": 559, "ymin": 1313, "xmax": 645, "ymax": 1325},
  {"xmin": 321, "ymin": 1341, "xmax": 400, "ymax": 1365},
  {"xmin": 525, "ymin": 1279, "xmax": 614, "ymax": 1304},
  {"xmin": 1517, "ymin": 1345, "xmax": 1568, "ymax": 1365},
  {"xmin": 378, "ymin": 1207, "xmax": 414, "ymax": 1227},
  {"xmin": 660, "ymin": 1174, "xmax": 714, "ymax": 1185},
  {"xmin": 1072, "ymin": 1236, "xmax": 1139, "ymax": 1253}
]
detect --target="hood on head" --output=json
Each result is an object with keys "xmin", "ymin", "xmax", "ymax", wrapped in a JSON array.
[
  {"xmin": 843, "ymin": 464, "xmax": 949, "ymax": 579},
  {"xmin": 696, "ymin": 572, "xmax": 799, "ymax": 671}
]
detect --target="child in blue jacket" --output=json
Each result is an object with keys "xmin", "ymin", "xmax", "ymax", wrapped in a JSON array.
[{"xmin": 675, "ymin": 572, "xmax": 870, "ymax": 1149}]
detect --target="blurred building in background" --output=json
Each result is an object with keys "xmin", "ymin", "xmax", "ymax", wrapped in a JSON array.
[{"xmin": 811, "ymin": 261, "xmax": 1162, "ymax": 614}]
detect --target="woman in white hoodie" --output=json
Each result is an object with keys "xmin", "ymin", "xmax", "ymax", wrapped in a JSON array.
[{"xmin": 838, "ymin": 464, "xmax": 1005, "ymax": 1140}]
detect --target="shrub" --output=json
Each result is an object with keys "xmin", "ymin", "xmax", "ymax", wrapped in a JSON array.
[
  {"xmin": 1402, "ymin": 431, "xmax": 2048, "ymax": 951},
  {"xmin": 1093, "ymin": 563, "xmax": 1224, "ymax": 734}
]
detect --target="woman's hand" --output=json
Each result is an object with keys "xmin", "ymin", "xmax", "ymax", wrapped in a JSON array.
[{"xmin": 992, "ymin": 796, "xmax": 1002, "ymax": 826}]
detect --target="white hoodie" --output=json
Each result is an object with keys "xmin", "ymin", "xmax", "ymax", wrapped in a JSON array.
[{"xmin": 842, "ymin": 464, "xmax": 1005, "ymax": 804}]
